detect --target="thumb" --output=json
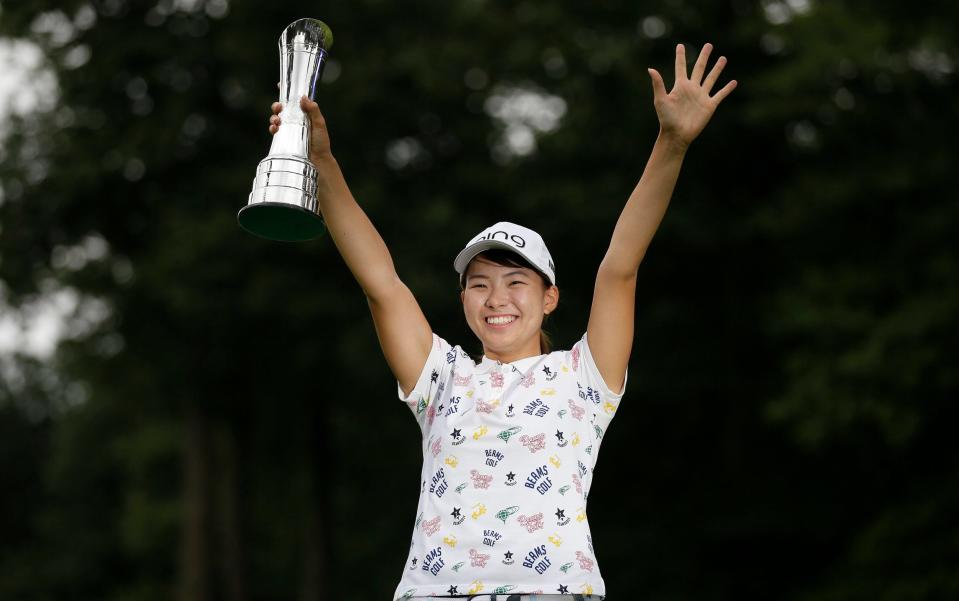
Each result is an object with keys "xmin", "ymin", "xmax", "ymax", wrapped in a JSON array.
[
  {"xmin": 648, "ymin": 68, "xmax": 667, "ymax": 101},
  {"xmin": 300, "ymin": 95, "xmax": 324, "ymax": 124}
]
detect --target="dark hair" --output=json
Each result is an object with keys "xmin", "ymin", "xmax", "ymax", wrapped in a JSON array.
[{"xmin": 460, "ymin": 249, "xmax": 555, "ymax": 354}]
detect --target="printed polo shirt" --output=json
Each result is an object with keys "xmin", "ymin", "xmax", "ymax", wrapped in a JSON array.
[{"xmin": 393, "ymin": 333, "xmax": 625, "ymax": 600}]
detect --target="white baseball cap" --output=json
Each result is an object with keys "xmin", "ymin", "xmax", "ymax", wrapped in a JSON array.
[{"xmin": 454, "ymin": 222, "xmax": 556, "ymax": 285}]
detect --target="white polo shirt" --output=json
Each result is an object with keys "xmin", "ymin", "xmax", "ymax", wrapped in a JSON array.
[{"xmin": 393, "ymin": 333, "xmax": 625, "ymax": 600}]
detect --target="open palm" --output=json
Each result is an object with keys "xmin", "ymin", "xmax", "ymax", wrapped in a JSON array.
[{"xmin": 648, "ymin": 43, "xmax": 737, "ymax": 146}]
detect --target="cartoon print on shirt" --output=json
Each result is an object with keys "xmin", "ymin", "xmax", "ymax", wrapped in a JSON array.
[
  {"xmin": 469, "ymin": 548, "xmax": 491, "ymax": 567},
  {"xmin": 517, "ymin": 512, "xmax": 544, "ymax": 533},
  {"xmin": 542, "ymin": 365, "xmax": 557, "ymax": 381},
  {"xmin": 498, "ymin": 426, "xmax": 522, "ymax": 443},
  {"xmin": 575, "ymin": 550, "xmax": 595, "ymax": 572},
  {"xmin": 421, "ymin": 516, "xmax": 441, "ymax": 536},
  {"xmin": 568, "ymin": 399, "xmax": 585, "ymax": 421},
  {"xmin": 470, "ymin": 469, "xmax": 493, "ymax": 489},
  {"xmin": 495, "ymin": 505, "xmax": 519, "ymax": 523},
  {"xmin": 520, "ymin": 371, "xmax": 535, "ymax": 388},
  {"xmin": 520, "ymin": 433, "xmax": 546, "ymax": 453},
  {"xmin": 476, "ymin": 398, "xmax": 500, "ymax": 413}
]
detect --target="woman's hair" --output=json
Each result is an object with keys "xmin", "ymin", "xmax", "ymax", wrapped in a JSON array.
[{"xmin": 461, "ymin": 248, "xmax": 555, "ymax": 354}]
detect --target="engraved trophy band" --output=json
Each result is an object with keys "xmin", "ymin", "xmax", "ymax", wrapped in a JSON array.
[{"xmin": 238, "ymin": 18, "xmax": 333, "ymax": 241}]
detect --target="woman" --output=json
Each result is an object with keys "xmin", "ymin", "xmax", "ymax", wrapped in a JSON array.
[{"xmin": 269, "ymin": 42, "xmax": 735, "ymax": 601}]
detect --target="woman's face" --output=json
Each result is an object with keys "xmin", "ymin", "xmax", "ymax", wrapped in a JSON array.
[{"xmin": 461, "ymin": 255, "xmax": 558, "ymax": 362}]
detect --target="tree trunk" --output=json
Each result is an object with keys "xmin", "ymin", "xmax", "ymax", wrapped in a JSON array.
[
  {"xmin": 216, "ymin": 422, "xmax": 246, "ymax": 601},
  {"xmin": 179, "ymin": 405, "xmax": 210, "ymax": 601},
  {"xmin": 300, "ymin": 403, "xmax": 330, "ymax": 601}
]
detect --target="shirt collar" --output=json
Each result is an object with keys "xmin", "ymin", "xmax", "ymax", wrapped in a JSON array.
[{"xmin": 477, "ymin": 352, "xmax": 546, "ymax": 375}]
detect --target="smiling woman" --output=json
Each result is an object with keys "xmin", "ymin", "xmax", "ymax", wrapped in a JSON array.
[{"xmin": 269, "ymin": 41, "xmax": 735, "ymax": 599}]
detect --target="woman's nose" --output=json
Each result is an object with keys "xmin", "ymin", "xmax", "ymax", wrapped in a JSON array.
[{"xmin": 485, "ymin": 285, "xmax": 508, "ymax": 308}]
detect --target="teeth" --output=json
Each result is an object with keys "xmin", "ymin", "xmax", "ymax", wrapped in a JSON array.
[{"xmin": 486, "ymin": 316, "xmax": 515, "ymax": 325}]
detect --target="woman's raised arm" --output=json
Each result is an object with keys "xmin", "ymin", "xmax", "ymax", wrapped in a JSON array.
[
  {"xmin": 271, "ymin": 97, "xmax": 432, "ymax": 394},
  {"xmin": 586, "ymin": 43, "xmax": 737, "ymax": 392}
]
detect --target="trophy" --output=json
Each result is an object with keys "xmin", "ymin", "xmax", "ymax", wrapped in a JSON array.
[{"xmin": 238, "ymin": 18, "xmax": 333, "ymax": 241}]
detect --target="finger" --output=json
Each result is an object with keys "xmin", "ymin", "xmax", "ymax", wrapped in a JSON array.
[
  {"xmin": 675, "ymin": 43, "xmax": 688, "ymax": 81},
  {"xmin": 702, "ymin": 56, "xmax": 727, "ymax": 94},
  {"xmin": 300, "ymin": 95, "xmax": 326, "ymax": 127},
  {"xmin": 690, "ymin": 42, "xmax": 712, "ymax": 85},
  {"xmin": 711, "ymin": 79, "xmax": 738, "ymax": 104},
  {"xmin": 648, "ymin": 68, "xmax": 668, "ymax": 101},
  {"xmin": 271, "ymin": 101, "xmax": 283, "ymax": 115}
]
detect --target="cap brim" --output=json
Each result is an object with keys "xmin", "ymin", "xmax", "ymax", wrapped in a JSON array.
[
  {"xmin": 454, "ymin": 240, "xmax": 521, "ymax": 275},
  {"xmin": 453, "ymin": 240, "xmax": 554, "ymax": 285}
]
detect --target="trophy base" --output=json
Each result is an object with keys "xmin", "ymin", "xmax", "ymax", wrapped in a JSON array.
[
  {"xmin": 241, "ymin": 156, "xmax": 325, "ymax": 242},
  {"xmin": 238, "ymin": 202, "xmax": 326, "ymax": 242}
]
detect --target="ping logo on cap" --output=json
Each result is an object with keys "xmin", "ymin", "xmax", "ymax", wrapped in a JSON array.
[{"xmin": 473, "ymin": 231, "xmax": 527, "ymax": 249}]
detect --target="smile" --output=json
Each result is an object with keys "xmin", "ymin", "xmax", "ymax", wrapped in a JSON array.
[{"xmin": 485, "ymin": 315, "xmax": 516, "ymax": 326}]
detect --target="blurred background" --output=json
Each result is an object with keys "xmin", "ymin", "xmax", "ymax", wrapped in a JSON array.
[{"xmin": 1, "ymin": 1, "xmax": 956, "ymax": 600}]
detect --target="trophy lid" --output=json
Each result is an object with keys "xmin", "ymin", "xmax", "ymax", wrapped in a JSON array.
[{"xmin": 280, "ymin": 18, "xmax": 333, "ymax": 52}]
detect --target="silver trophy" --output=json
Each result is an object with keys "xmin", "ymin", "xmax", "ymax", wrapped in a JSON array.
[{"xmin": 238, "ymin": 18, "xmax": 333, "ymax": 241}]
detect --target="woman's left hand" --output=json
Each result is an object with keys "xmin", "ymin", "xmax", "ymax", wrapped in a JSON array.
[{"xmin": 648, "ymin": 42, "xmax": 737, "ymax": 149}]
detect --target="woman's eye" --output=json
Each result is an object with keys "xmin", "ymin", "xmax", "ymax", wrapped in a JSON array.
[{"xmin": 510, "ymin": 281, "xmax": 525, "ymax": 286}]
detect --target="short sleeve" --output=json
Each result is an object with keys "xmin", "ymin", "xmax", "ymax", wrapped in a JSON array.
[
  {"xmin": 397, "ymin": 333, "xmax": 455, "ymax": 433},
  {"xmin": 571, "ymin": 332, "xmax": 627, "ymax": 446}
]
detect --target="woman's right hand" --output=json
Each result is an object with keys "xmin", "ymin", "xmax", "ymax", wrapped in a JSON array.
[{"xmin": 268, "ymin": 95, "xmax": 333, "ymax": 164}]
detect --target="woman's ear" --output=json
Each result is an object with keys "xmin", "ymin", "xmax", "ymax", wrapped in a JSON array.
[{"xmin": 543, "ymin": 285, "xmax": 559, "ymax": 315}]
